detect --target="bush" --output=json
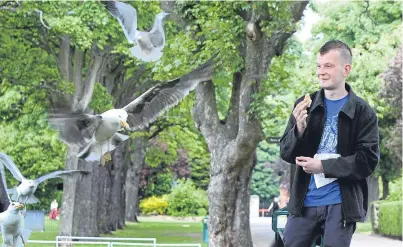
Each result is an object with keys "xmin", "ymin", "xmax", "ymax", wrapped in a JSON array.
[
  {"xmin": 167, "ymin": 179, "xmax": 208, "ymax": 216},
  {"xmin": 143, "ymin": 170, "xmax": 174, "ymax": 198},
  {"xmin": 139, "ymin": 195, "xmax": 168, "ymax": 215},
  {"xmin": 197, "ymin": 208, "xmax": 207, "ymax": 216},
  {"xmin": 372, "ymin": 201, "xmax": 402, "ymax": 239},
  {"xmin": 386, "ymin": 177, "xmax": 402, "ymax": 201}
]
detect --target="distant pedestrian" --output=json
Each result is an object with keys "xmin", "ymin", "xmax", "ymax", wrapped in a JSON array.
[
  {"xmin": 49, "ymin": 199, "xmax": 58, "ymax": 220},
  {"xmin": 268, "ymin": 197, "xmax": 280, "ymax": 216}
]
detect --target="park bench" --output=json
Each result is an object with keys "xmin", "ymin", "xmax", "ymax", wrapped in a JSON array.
[{"xmin": 272, "ymin": 206, "xmax": 324, "ymax": 247}]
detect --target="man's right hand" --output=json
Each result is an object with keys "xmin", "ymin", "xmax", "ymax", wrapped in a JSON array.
[{"xmin": 292, "ymin": 100, "xmax": 310, "ymax": 136}]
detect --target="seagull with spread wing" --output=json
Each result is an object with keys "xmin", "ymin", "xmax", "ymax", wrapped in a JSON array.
[
  {"xmin": 48, "ymin": 53, "xmax": 217, "ymax": 162},
  {"xmin": 0, "ymin": 152, "xmax": 87, "ymax": 205},
  {"xmin": 0, "ymin": 154, "xmax": 31, "ymax": 247},
  {"xmin": 101, "ymin": 0, "xmax": 170, "ymax": 62}
]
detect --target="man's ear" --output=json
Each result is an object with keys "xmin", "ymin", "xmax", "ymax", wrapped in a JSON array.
[{"xmin": 343, "ymin": 64, "xmax": 352, "ymax": 77}]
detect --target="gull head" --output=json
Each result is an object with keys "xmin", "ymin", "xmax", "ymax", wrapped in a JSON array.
[
  {"xmin": 8, "ymin": 202, "xmax": 24, "ymax": 212},
  {"xmin": 103, "ymin": 109, "xmax": 130, "ymax": 130},
  {"xmin": 156, "ymin": 12, "xmax": 170, "ymax": 21}
]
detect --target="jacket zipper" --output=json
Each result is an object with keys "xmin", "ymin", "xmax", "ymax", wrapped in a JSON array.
[
  {"xmin": 338, "ymin": 113, "xmax": 348, "ymax": 227},
  {"xmin": 299, "ymin": 105, "xmax": 324, "ymax": 216}
]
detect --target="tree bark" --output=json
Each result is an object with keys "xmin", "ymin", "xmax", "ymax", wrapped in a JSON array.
[
  {"xmin": 125, "ymin": 135, "xmax": 149, "ymax": 222},
  {"xmin": 59, "ymin": 146, "xmax": 100, "ymax": 238},
  {"xmin": 381, "ymin": 175, "xmax": 389, "ymax": 200},
  {"xmin": 97, "ymin": 162, "xmax": 113, "ymax": 234},
  {"xmin": 365, "ymin": 174, "xmax": 379, "ymax": 222}
]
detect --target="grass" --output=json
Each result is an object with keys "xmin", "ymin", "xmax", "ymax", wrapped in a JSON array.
[
  {"xmin": 356, "ymin": 222, "xmax": 373, "ymax": 234},
  {"xmin": 14, "ymin": 217, "xmax": 208, "ymax": 247},
  {"xmin": 103, "ymin": 221, "xmax": 206, "ymax": 244}
]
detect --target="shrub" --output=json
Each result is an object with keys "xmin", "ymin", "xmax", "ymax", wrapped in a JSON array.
[
  {"xmin": 143, "ymin": 170, "xmax": 174, "ymax": 198},
  {"xmin": 372, "ymin": 200, "xmax": 402, "ymax": 239},
  {"xmin": 167, "ymin": 179, "xmax": 208, "ymax": 216},
  {"xmin": 386, "ymin": 177, "xmax": 402, "ymax": 201},
  {"xmin": 197, "ymin": 208, "xmax": 207, "ymax": 216},
  {"xmin": 139, "ymin": 195, "xmax": 168, "ymax": 215}
]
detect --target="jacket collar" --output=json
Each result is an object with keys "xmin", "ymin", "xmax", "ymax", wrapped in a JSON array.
[{"xmin": 310, "ymin": 83, "xmax": 356, "ymax": 119}]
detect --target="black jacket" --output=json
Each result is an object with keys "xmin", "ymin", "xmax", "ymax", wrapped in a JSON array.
[{"xmin": 280, "ymin": 83, "xmax": 380, "ymax": 223}]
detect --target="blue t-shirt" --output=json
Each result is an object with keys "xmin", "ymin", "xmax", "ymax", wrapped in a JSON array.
[{"xmin": 304, "ymin": 94, "xmax": 348, "ymax": 207}]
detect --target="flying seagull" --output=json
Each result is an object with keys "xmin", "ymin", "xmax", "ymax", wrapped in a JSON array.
[
  {"xmin": 129, "ymin": 12, "xmax": 170, "ymax": 62},
  {"xmin": 49, "ymin": 108, "xmax": 131, "ymax": 162},
  {"xmin": 0, "ymin": 155, "xmax": 31, "ymax": 247},
  {"xmin": 101, "ymin": 0, "xmax": 170, "ymax": 62},
  {"xmin": 48, "ymin": 53, "xmax": 217, "ymax": 162},
  {"xmin": 0, "ymin": 152, "xmax": 87, "ymax": 205}
]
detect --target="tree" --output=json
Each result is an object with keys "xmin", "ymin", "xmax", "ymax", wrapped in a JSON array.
[
  {"xmin": 160, "ymin": 1, "xmax": 308, "ymax": 246},
  {"xmin": 0, "ymin": 0, "xmax": 66, "ymax": 211},
  {"xmin": 378, "ymin": 47, "xmax": 402, "ymax": 199}
]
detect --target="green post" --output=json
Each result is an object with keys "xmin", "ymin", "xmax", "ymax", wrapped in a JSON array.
[{"xmin": 203, "ymin": 216, "xmax": 209, "ymax": 244}]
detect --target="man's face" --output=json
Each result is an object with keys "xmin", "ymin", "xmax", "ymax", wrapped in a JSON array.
[{"xmin": 316, "ymin": 50, "xmax": 351, "ymax": 90}]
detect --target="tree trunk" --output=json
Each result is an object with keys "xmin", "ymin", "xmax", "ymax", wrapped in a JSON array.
[
  {"xmin": 97, "ymin": 162, "xmax": 113, "ymax": 234},
  {"xmin": 365, "ymin": 174, "xmax": 379, "ymax": 222},
  {"xmin": 107, "ymin": 143, "xmax": 129, "ymax": 230},
  {"xmin": 381, "ymin": 175, "xmax": 389, "ymax": 200},
  {"xmin": 125, "ymin": 135, "xmax": 149, "ymax": 222},
  {"xmin": 207, "ymin": 150, "xmax": 257, "ymax": 246},
  {"xmin": 59, "ymin": 146, "xmax": 100, "ymax": 238}
]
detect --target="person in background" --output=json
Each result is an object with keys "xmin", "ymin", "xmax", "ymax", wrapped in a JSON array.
[
  {"xmin": 49, "ymin": 199, "xmax": 58, "ymax": 220},
  {"xmin": 268, "ymin": 197, "xmax": 280, "ymax": 216}
]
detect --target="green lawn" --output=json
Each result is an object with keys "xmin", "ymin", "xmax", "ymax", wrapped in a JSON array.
[
  {"xmin": 20, "ymin": 218, "xmax": 208, "ymax": 247},
  {"xmin": 356, "ymin": 222, "xmax": 373, "ymax": 234}
]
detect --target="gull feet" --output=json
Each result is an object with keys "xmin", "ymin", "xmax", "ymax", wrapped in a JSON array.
[{"xmin": 101, "ymin": 152, "xmax": 112, "ymax": 166}]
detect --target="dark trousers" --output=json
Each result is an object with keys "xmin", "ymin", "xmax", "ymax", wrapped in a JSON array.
[{"xmin": 283, "ymin": 203, "xmax": 356, "ymax": 247}]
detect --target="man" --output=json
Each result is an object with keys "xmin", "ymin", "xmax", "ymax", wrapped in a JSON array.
[{"xmin": 279, "ymin": 40, "xmax": 379, "ymax": 247}]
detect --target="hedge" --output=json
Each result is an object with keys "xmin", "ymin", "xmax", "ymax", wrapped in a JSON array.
[{"xmin": 371, "ymin": 201, "xmax": 402, "ymax": 239}]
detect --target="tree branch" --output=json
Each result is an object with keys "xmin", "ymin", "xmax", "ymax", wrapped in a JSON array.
[
  {"xmin": 115, "ymin": 65, "xmax": 148, "ymax": 104},
  {"xmin": 58, "ymin": 36, "xmax": 71, "ymax": 82},
  {"xmin": 74, "ymin": 46, "xmax": 105, "ymax": 111},
  {"xmin": 192, "ymin": 80, "xmax": 221, "ymax": 148},
  {"xmin": 223, "ymin": 72, "xmax": 241, "ymax": 138},
  {"xmin": 40, "ymin": 27, "xmax": 60, "ymax": 71},
  {"xmin": 0, "ymin": 6, "xmax": 17, "ymax": 12},
  {"xmin": 72, "ymin": 48, "xmax": 84, "ymax": 101},
  {"xmin": 33, "ymin": 9, "xmax": 50, "ymax": 29},
  {"xmin": 235, "ymin": 1, "xmax": 308, "ymax": 155}
]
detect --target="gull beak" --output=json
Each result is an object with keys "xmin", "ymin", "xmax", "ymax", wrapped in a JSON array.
[
  {"xmin": 120, "ymin": 120, "xmax": 130, "ymax": 130},
  {"xmin": 17, "ymin": 203, "xmax": 24, "ymax": 210}
]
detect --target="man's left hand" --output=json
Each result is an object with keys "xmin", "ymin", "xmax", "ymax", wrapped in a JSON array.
[{"xmin": 296, "ymin": 156, "xmax": 323, "ymax": 174}]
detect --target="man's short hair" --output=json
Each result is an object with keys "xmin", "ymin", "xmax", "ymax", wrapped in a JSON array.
[{"xmin": 319, "ymin": 40, "xmax": 352, "ymax": 64}]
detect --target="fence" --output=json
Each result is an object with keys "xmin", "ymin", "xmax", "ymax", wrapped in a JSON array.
[
  {"xmin": 110, "ymin": 243, "xmax": 201, "ymax": 247},
  {"xmin": 27, "ymin": 240, "xmax": 110, "ymax": 247},
  {"xmin": 18, "ymin": 210, "xmax": 59, "ymax": 232},
  {"xmin": 56, "ymin": 236, "xmax": 157, "ymax": 247}
]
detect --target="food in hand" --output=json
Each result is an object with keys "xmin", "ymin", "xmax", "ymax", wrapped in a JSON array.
[{"xmin": 304, "ymin": 94, "xmax": 312, "ymax": 107}]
